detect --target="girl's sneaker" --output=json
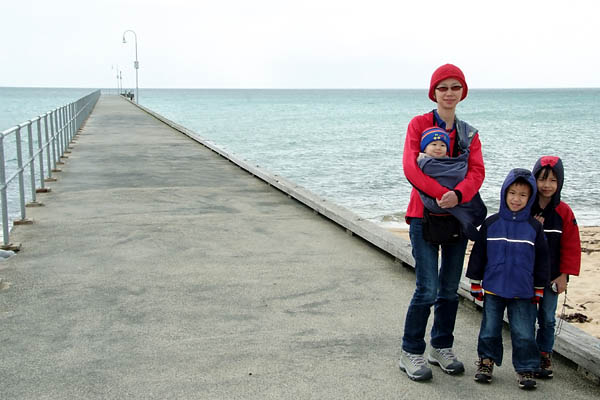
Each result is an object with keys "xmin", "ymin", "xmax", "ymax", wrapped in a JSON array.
[
  {"xmin": 474, "ymin": 358, "xmax": 494, "ymax": 383},
  {"xmin": 535, "ymin": 351, "xmax": 553, "ymax": 379}
]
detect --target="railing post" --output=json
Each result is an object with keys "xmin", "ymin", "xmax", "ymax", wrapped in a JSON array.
[
  {"xmin": 44, "ymin": 113, "xmax": 55, "ymax": 181},
  {"xmin": 26, "ymin": 122, "xmax": 38, "ymax": 205},
  {"xmin": 67, "ymin": 104, "xmax": 72, "ymax": 143},
  {"xmin": 75, "ymin": 102, "xmax": 80, "ymax": 131},
  {"xmin": 64, "ymin": 105, "xmax": 72, "ymax": 155},
  {"xmin": 74, "ymin": 102, "xmax": 78, "ymax": 132},
  {"xmin": 59, "ymin": 106, "xmax": 65, "ymax": 156},
  {"xmin": 63, "ymin": 105, "xmax": 71, "ymax": 154},
  {"xmin": 0, "ymin": 135, "xmax": 10, "ymax": 247},
  {"xmin": 56, "ymin": 108, "xmax": 62, "ymax": 159},
  {"xmin": 64, "ymin": 106, "xmax": 69, "ymax": 153},
  {"xmin": 64, "ymin": 106, "xmax": 69, "ymax": 152},
  {"xmin": 72, "ymin": 103, "xmax": 77, "ymax": 139},
  {"xmin": 50, "ymin": 111, "xmax": 58, "ymax": 171},
  {"xmin": 14, "ymin": 126, "xmax": 30, "ymax": 224},
  {"xmin": 68, "ymin": 104, "xmax": 73, "ymax": 142},
  {"xmin": 37, "ymin": 118, "xmax": 46, "ymax": 189},
  {"xmin": 53, "ymin": 109, "xmax": 62, "ymax": 168}
]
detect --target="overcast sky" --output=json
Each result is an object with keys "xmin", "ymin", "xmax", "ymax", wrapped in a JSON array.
[{"xmin": 3, "ymin": 0, "xmax": 599, "ymax": 89}]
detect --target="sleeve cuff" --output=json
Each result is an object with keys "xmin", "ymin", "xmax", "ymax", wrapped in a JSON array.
[{"xmin": 453, "ymin": 190, "xmax": 463, "ymax": 203}]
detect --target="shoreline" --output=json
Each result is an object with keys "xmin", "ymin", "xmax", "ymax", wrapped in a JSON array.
[{"xmin": 386, "ymin": 225, "xmax": 600, "ymax": 339}]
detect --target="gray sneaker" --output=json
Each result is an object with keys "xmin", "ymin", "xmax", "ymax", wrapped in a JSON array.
[
  {"xmin": 427, "ymin": 347, "xmax": 465, "ymax": 375},
  {"xmin": 399, "ymin": 350, "xmax": 433, "ymax": 381}
]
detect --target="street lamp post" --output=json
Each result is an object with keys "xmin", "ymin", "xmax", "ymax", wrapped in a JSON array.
[{"xmin": 122, "ymin": 30, "xmax": 139, "ymax": 103}]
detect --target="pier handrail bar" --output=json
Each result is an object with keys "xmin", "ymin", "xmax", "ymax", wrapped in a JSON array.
[{"xmin": 0, "ymin": 90, "xmax": 100, "ymax": 250}]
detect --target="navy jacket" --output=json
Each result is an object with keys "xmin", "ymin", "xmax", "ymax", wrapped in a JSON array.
[{"xmin": 467, "ymin": 168, "xmax": 550, "ymax": 298}]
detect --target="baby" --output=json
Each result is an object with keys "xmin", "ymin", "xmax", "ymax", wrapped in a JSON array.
[
  {"xmin": 416, "ymin": 127, "xmax": 487, "ymax": 241},
  {"xmin": 418, "ymin": 127, "xmax": 450, "ymax": 161}
]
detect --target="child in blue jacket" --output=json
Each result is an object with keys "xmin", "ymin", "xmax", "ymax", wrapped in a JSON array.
[{"xmin": 466, "ymin": 168, "xmax": 550, "ymax": 390}]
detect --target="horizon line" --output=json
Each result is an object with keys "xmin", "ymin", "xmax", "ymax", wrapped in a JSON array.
[{"xmin": 2, "ymin": 85, "xmax": 600, "ymax": 91}]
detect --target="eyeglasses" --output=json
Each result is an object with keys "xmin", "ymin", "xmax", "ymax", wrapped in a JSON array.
[{"xmin": 435, "ymin": 85, "xmax": 463, "ymax": 92}]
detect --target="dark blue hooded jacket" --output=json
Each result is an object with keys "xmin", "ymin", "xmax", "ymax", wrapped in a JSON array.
[{"xmin": 466, "ymin": 168, "xmax": 550, "ymax": 298}]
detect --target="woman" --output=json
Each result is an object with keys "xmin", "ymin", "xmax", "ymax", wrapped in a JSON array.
[{"xmin": 398, "ymin": 64, "xmax": 485, "ymax": 381}]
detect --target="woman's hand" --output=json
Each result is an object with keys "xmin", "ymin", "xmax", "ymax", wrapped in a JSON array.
[
  {"xmin": 436, "ymin": 191, "xmax": 459, "ymax": 208},
  {"xmin": 552, "ymin": 273, "xmax": 568, "ymax": 294}
]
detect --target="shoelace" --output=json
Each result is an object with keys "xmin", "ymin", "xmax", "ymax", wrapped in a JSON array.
[
  {"xmin": 476, "ymin": 359, "xmax": 493, "ymax": 374},
  {"xmin": 519, "ymin": 372, "xmax": 534, "ymax": 380},
  {"xmin": 555, "ymin": 289, "xmax": 568, "ymax": 336},
  {"xmin": 405, "ymin": 352, "xmax": 427, "ymax": 367},
  {"xmin": 437, "ymin": 348, "xmax": 457, "ymax": 361}
]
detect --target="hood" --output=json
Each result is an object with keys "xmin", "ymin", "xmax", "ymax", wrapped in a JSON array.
[
  {"xmin": 499, "ymin": 168, "xmax": 537, "ymax": 221},
  {"xmin": 532, "ymin": 156, "xmax": 564, "ymax": 208}
]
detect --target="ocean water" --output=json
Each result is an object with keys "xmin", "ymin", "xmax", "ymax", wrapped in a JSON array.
[
  {"xmin": 140, "ymin": 88, "xmax": 600, "ymax": 226},
  {"xmin": 2, "ymin": 87, "xmax": 599, "ymax": 228},
  {"xmin": 0, "ymin": 87, "xmax": 95, "ymax": 129}
]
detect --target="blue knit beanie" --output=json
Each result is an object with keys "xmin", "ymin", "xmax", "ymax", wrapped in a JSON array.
[{"xmin": 420, "ymin": 127, "xmax": 450, "ymax": 152}]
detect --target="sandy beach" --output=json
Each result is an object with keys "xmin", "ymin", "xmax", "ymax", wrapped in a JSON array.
[{"xmin": 387, "ymin": 225, "xmax": 600, "ymax": 339}]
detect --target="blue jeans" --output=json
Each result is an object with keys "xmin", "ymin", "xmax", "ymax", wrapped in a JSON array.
[
  {"xmin": 477, "ymin": 294, "xmax": 540, "ymax": 372},
  {"xmin": 402, "ymin": 218, "xmax": 468, "ymax": 354},
  {"xmin": 536, "ymin": 286, "xmax": 559, "ymax": 353}
]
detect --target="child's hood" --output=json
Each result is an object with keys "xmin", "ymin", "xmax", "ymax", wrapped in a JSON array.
[
  {"xmin": 532, "ymin": 156, "xmax": 564, "ymax": 208},
  {"xmin": 499, "ymin": 168, "xmax": 537, "ymax": 221}
]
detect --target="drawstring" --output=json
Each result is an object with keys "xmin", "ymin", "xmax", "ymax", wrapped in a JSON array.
[{"xmin": 555, "ymin": 289, "xmax": 567, "ymax": 337}]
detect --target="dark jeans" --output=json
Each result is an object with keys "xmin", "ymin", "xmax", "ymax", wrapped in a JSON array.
[
  {"xmin": 477, "ymin": 294, "xmax": 540, "ymax": 372},
  {"xmin": 402, "ymin": 218, "xmax": 468, "ymax": 354},
  {"xmin": 536, "ymin": 286, "xmax": 559, "ymax": 353}
]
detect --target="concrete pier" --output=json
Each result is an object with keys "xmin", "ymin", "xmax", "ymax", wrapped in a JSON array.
[{"xmin": 0, "ymin": 95, "xmax": 598, "ymax": 399}]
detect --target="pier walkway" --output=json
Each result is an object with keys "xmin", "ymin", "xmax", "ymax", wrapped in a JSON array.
[{"xmin": 0, "ymin": 95, "xmax": 598, "ymax": 399}]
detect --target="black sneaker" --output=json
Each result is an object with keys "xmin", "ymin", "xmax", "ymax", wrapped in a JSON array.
[
  {"xmin": 474, "ymin": 358, "xmax": 494, "ymax": 383},
  {"xmin": 517, "ymin": 371, "xmax": 537, "ymax": 390},
  {"xmin": 535, "ymin": 352, "xmax": 553, "ymax": 379}
]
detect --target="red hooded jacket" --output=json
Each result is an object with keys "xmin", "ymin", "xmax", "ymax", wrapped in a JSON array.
[
  {"xmin": 402, "ymin": 111, "xmax": 485, "ymax": 221},
  {"xmin": 531, "ymin": 156, "xmax": 581, "ymax": 279}
]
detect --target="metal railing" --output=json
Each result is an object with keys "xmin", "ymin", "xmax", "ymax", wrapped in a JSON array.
[{"xmin": 0, "ymin": 90, "xmax": 100, "ymax": 250}]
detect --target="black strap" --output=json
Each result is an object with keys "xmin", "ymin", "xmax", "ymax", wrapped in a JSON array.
[
  {"xmin": 432, "ymin": 111, "xmax": 459, "ymax": 157},
  {"xmin": 452, "ymin": 129, "xmax": 460, "ymax": 157}
]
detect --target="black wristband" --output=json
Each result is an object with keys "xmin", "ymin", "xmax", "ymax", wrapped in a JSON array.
[{"xmin": 453, "ymin": 190, "xmax": 463, "ymax": 204}]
